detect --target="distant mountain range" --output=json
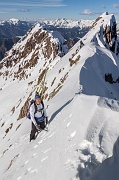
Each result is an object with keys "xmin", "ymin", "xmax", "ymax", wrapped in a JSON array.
[
  {"xmin": 0, "ymin": 18, "xmax": 93, "ymax": 60},
  {"xmin": 0, "ymin": 18, "xmax": 33, "ymax": 60},
  {"xmin": 38, "ymin": 18, "xmax": 94, "ymax": 48},
  {"xmin": 0, "ymin": 18, "xmax": 33, "ymax": 39},
  {"xmin": 38, "ymin": 18, "xmax": 93, "ymax": 28}
]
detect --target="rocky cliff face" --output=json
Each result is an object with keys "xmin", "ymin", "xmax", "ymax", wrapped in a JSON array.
[
  {"xmin": 90, "ymin": 12, "xmax": 119, "ymax": 55},
  {"xmin": 1, "ymin": 23, "xmax": 68, "ymax": 81},
  {"xmin": 103, "ymin": 13, "xmax": 117, "ymax": 52}
]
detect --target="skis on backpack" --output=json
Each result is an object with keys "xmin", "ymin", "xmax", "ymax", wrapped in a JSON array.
[{"xmin": 36, "ymin": 67, "xmax": 49, "ymax": 97}]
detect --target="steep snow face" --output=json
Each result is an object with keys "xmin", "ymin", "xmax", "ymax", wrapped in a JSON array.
[
  {"xmin": 117, "ymin": 23, "xmax": 119, "ymax": 38},
  {"xmin": 88, "ymin": 137, "xmax": 119, "ymax": 180},
  {"xmin": 0, "ymin": 13, "xmax": 119, "ymax": 180}
]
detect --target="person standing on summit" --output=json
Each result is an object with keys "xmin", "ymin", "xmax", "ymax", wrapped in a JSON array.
[{"xmin": 29, "ymin": 95, "xmax": 48, "ymax": 142}]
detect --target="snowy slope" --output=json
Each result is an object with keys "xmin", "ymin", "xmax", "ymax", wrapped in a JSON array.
[{"xmin": 0, "ymin": 12, "xmax": 119, "ymax": 180}]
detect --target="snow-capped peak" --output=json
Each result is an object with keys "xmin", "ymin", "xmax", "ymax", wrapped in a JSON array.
[
  {"xmin": 38, "ymin": 18, "xmax": 94, "ymax": 28},
  {"xmin": 7, "ymin": 18, "xmax": 19, "ymax": 25}
]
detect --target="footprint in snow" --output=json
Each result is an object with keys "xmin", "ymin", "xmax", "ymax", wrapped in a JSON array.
[
  {"xmin": 31, "ymin": 169, "xmax": 38, "ymax": 173},
  {"xmin": 64, "ymin": 114, "xmax": 72, "ymax": 122},
  {"xmin": 44, "ymin": 148, "xmax": 51, "ymax": 154},
  {"xmin": 17, "ymin": 177, "xmax": 21, "ymax": 180},
  {"xmin": 64, "ymin": 117, "xmax": 68, "ymax": 122},
  {"xmin": 64, "ymin": 159, "xmax": 76, "ymax": 169},
  {"xmin": 41, "ymin": 157, "xmax": 48, "ymax": 162},
  {"xmin": 48, "ymin": 132, "xmax": 56, "ymax": 138},
  {"xmin": 66, "ymin": 121, "xmax": 71, "ymax": 128},
  {"xmin": 25, "ymin": 160, "xmax": 29, "ymax": 164},
  {"xmin": 28, "ymin": 167, "xmax": 32, "ymax": 171},
  {"xmin": 34, "ymin": 145, "xmax": 39, "ymax": 149},
  {"xmin": 69, "ymin": 131, "xmax": 76, "ymax": 141},
  {"xmin": 38, "ymin": 140, "xmax": 43, "ymax": 144},
  {"xmin": 31, "ymin": 153, "xmax": 37, "ymax": 158},
  {"xmin": 69, "ymin": 114, "xmax": 72, "ymax": 118}
]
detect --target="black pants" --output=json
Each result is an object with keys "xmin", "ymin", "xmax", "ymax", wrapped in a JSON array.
[{"xmin": 30, "ymin": 118, "xmax": 47, "ymax": 141}]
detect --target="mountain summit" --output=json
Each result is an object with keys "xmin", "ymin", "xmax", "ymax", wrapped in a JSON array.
[{"xmin": 0, "ymin": 12, "xmax": 119, "ymax": 180}]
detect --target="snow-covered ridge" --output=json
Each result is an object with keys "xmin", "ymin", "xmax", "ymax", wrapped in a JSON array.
[
  {"xmin": 1, "ymin": 22, "xmax": 68, "ymax": 81},
  {"xmin": 0, "ymin": 18, "xmax": 20, "ymax": 25},
  {"xmin": 0, "ymin": 12, "xmax": 119, "ymax": 180},
  {"xmin": 38, "ymin": 18, "xmax": 94, "ymax": 28},
  {"xmin": 7, "ymin": 18, "xmax": 19, "ymax": 25}
]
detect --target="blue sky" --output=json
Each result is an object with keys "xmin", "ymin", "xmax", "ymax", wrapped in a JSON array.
[{"xmin": 0, "ymin": 0, "xmax": 119, "ymax": 21}]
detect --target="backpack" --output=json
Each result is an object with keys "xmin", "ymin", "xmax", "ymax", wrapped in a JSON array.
[{"xmin": 26, "ymin": 99, "xmax": 44, "ymax": 119}]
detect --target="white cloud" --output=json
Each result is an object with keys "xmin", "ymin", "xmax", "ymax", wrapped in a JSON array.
[
  {"xmin": 113, "ymin": 4, "xmax": 119, "ymax": 8},
  {"xmin": 81, "ymin": 9, "xmax": 93, "ymax": 15},
  {"xmin": 18, "ymin": 9, "xmax": 31, "ymax": 12},
  {"xmin": 102, "ymin": 4, "xmax": 106, "ymax": 9},
  {"xmin": 80, "ymin": 9, "xmax": 103, "ymax": 16},
  {"xmin": 0, "ymin": 0, "xmax": 66, "ymax": 7}
]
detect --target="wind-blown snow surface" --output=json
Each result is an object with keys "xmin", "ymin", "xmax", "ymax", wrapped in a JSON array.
[{"xmin": 0, "ymin": 13, "xmax": 119, "ymax": 180}]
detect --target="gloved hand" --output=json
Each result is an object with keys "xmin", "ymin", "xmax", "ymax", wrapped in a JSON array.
[{"xmin": 35, "ymin": 124, "xmax": 41, "ymax": 131}]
